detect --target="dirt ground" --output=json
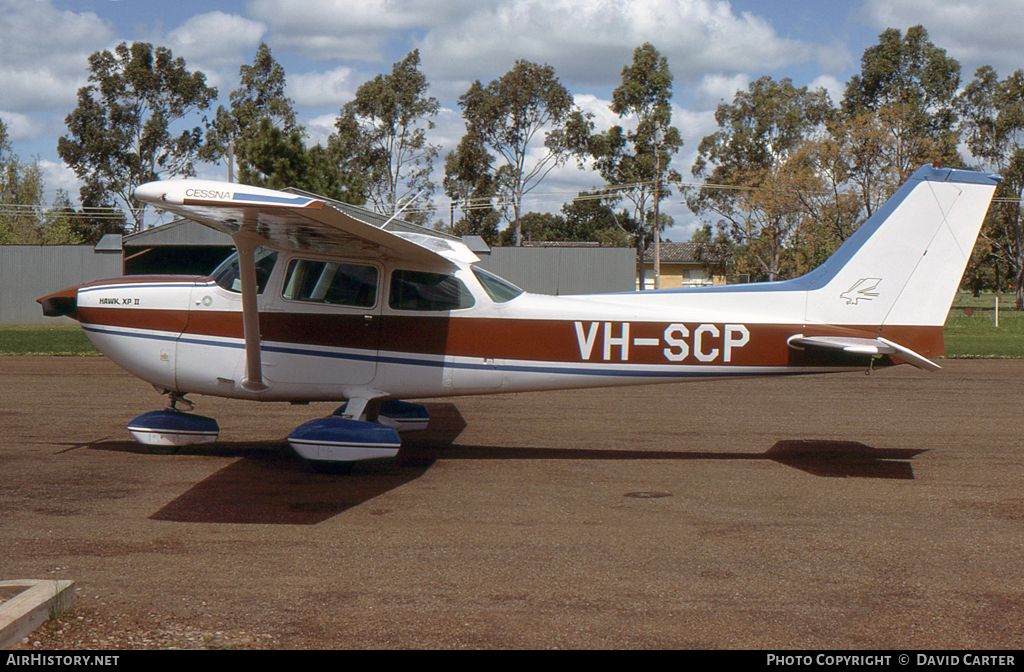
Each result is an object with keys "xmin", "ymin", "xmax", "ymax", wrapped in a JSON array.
[{"xmin": 2, "ymin": 356, "xmax": 1023, "ymax": 649}]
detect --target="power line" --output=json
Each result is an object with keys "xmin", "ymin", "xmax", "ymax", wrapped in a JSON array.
[{"xmin": 0, "ymin": 205, "xmax": 128, "ymax": 220}]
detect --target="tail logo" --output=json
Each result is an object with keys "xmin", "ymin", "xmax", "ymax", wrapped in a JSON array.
[{"xmin": 840, "ymin": 278, "xmax": 881, "ymax": 305}]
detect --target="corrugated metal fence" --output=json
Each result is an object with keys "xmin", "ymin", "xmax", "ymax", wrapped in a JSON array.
[
  {"xmin": 477, "ymin": 247, "xmax": 635, "ymax": 296},
  {"xmin": 1, "ymin": 246, "xmax": 122, "ymax": 325}
]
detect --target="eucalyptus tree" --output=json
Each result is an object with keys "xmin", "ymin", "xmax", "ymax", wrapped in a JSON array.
[
  {"xmin": 589, "ymin": 42, "xmax": 681, "ymax": 286},
  {"xmin": 842, "ymin": 25, "xmax": 962, "ymax": 190},
  {"xmin": 690, "ymin": 76, "xmax": 832, "ymax": 281},
  {"xmin": 0, "ymin": 118, "xmax": 45, "ymax": 243},
  {"xmin": 559, "ymin": 191, "xmax": 628, "ymax": 245},
  {"xmin": 58, "ymin": 42, "xmax": 217, "ymax": 231},
  {"xmin": 959, "ymin": 66, "xmax": 1024, "ymax": 306},
  {"xmin": 443, "ymin": 131, "xmax": 500, "ymax": 244},
  {"xmin": 457, "ymin": 59, "xmax": 591, "ymax": 245},
  {"xmin": 334, "ymin": 50, "xmax": 439, "ymax": 222},
  {"xmin": 203, "ymin": 42, "xmax": 300, "ymax": 182},
  {"xmin": 236, "ymin": 117, "xmax": 364, "ymax": 205}
]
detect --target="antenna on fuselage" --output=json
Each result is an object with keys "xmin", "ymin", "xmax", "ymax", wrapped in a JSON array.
[{"xmin": 380, "ymin": 190, "xmax": 426, "ymax": 229}]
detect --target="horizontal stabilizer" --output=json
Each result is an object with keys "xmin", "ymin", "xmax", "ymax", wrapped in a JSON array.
[{"xmin": 787, "ymin": 335, "xmax": 940, "ymax": 372}]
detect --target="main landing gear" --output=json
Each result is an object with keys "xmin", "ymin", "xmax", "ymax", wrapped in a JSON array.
[
  {"xmin": 286, "ymin": 399, "xmax": 429, "ymax": 463},
  {"xmin": 126, "ymin": 394, "xmax": 430, "ymax": 465}
]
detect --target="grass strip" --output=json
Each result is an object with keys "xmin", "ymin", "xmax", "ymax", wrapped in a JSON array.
[{"xmin": 0, "ymin": 325, "xmax": 100, "ymax": 356}]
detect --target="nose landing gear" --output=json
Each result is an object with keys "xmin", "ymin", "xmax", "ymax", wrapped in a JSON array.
[{"xmin": 127, "ymin": 392, "xmax": 219, "ymax": 451}]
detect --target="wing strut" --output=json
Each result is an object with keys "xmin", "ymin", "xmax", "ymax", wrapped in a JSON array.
[{"xmin": 234, "ymin": 216, "xmax": 268, "ymax": 392}]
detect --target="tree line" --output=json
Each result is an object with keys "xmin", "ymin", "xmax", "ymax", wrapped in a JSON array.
[
  {"xmin": 4, "ymin": 26, "xmax": 1024, "ymax": 303},
  {"xmin": 690, "ymin": 26, "xmax": 1024, "ymax": 308}
]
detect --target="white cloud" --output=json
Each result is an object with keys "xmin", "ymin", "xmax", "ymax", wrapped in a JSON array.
[
  {"xmin": 165, "ymin": 11, "xmax": 267, "ymax": 69},
  {"xmin": 689, "ymin": 73, "xmax": 750, "ymax": 110},
  {"xmin": 248, "ymin": 0, "xmax": 474, "ymax": 62},
  {"xmin": 131, "ymin": 11, "xmax": 268, "ymax": 96},
  {"xmin": 0, "ymin": 0, "xmax": 114, "ymax": 112},
  {"xmin": 0, "ymin": 110, "xmax": 44, "ymax": 142},
  {"xmin": 807, "ymin": 74, "xmax": 845, "ymax": 107},
  {"xmin": 860, "ymin": 0, "xmax": 1024, "ymax": 75},
  {"xmin": 673, "ymin": 104, "xmax": 717, "ymax": 146},
  {"xmin": 418, "ymin": 0, "xmax": 840, "ymax": 88},
  {"xmin": 429, "ymin": 106, "xmax": 468, "ymax": 153},
  {"xmin": 38, "ymin": 159, "xmax": 79, "ymax": 196},
  {"xmin": 304, "ymin": 113, "xmax": 340, "ymax": 147},
  {"xmin": 574, "ymin": 94, "xmax": 623, "ymax": 134},
  {"xmin": 288, "ymin": 67, "xmax": 359, "ymax": 109},
  {"xmin": 247, "ymin": 0, "xmax": 841, "ymax": 90}
]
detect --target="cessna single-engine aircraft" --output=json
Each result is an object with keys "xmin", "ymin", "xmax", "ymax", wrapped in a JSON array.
[{"xmin": 39, "ymin": 164, "xmax": 999, "ymax": 464}]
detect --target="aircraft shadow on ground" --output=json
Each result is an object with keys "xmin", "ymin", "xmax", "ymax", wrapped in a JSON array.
[
  {"xmin": 69, "ymin": 404, "xmax": 925, "ymax": 525},
  {"xmin": 402, "ymin": 440, "xmax": 926, "ymax": 481}
]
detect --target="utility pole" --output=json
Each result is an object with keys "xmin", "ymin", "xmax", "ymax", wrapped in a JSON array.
[{"xmin": 653, "ymin": 124, "xmax": 663, "ymax": 290}]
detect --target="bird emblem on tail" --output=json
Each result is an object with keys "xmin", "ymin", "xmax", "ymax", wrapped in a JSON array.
[{"xmin": 840, "ymin": 278, "xmax": 881, "ymax": 305}]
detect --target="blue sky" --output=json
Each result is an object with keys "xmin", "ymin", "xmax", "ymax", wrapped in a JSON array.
[{"xmin": 5, "ymin": 0, "xmax": 1024, "ymax": 237}]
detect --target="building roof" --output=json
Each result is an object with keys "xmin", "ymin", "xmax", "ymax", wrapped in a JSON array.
[
  {"xmin": 521, "ymin": 241, "xmax": 621, "ymax": 248},
  {"xmin": 123, "ymin": 218, "xmax": 234, "ymax": 247},
  {"xmin": 94, "ymin": 234, "xmax": 123, "ymax": 251},
  {"xmin": 643, "ymin": 241, "xmax": 731, "ymax": 265},
  {"xmin": 460, "ymin": 235, "xmax": 491, "ymax": 253},
  {"xmin": 643, "ymin": 242, "xmax": 699, "ymax": 263}
]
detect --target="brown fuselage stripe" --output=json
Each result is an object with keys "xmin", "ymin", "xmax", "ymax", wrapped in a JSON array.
[{"xmin": 76, "ymin": 305, "xmax": 944, "ymax": 368}]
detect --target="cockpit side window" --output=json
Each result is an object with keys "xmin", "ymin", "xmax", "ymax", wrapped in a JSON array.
[
  {"xmin": 281, "ymin": 259, "xmax": 378, "ymax": 308},
  {"xmin": 211, "ymin": 249, "xmax": 278, "ymax": 294},
  {"xmin": 389, "ymin": 269, "xmax": 475, "ymax": 311}
]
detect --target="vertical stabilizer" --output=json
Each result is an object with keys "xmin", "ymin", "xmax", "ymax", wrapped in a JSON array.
[{"xmin": 803, "ymin": 166, "xmax": 999, "ymax": 329}]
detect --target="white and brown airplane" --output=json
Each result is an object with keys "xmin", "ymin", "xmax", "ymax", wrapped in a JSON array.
[{"xmin": 39, "ymin": 164, "xmax": 999, "ymax": 464}]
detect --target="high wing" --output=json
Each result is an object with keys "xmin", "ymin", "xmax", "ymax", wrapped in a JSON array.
[
  {"xmin": 133, "ymin": 178, "xmax": 476, "ymax": 393},
  {"xmin": 133, "ymin": 179, "xmax": 477, "ymax": 267}
]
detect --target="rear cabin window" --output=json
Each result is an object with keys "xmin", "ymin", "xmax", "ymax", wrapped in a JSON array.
[
  {"xmin": 389, "ymin": 270, "xmax": 475, "ymax": 311},
  {"xmin": 281, "ymin": 259, "xmax": 378, "ymax": 308},
  {"xmin": 211, "ymin": 249, "xmax": 278, "ymax": 294}
]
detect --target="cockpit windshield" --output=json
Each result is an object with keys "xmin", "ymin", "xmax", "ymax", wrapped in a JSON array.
[{"xmin": 472, "ymin": 266, "xmax": 524, "ymax": 303}]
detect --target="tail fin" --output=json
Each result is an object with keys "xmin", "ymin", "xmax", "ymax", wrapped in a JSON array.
[{"xmin": 802, "ymin": 165, "xmax": 999, "ymax": 329}]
